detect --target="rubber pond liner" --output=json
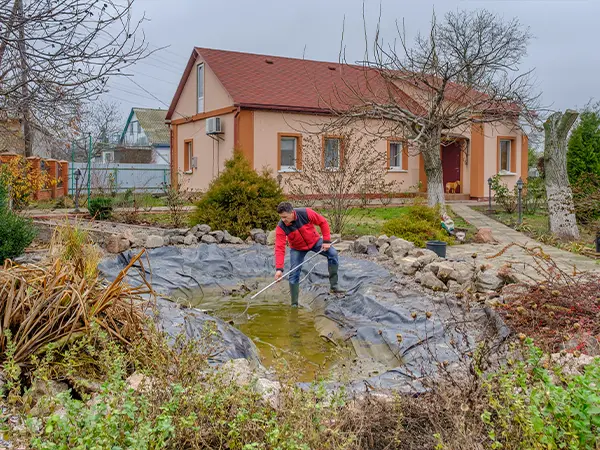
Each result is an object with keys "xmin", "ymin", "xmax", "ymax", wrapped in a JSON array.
[{"xmin": 99, "ymin": 244, "xmax": 509, "ymax": 393}]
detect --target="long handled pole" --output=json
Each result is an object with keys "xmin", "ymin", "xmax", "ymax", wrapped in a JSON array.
[{"xmin": 250, "ymin": 240, "xmax": 338, "ymax": 299}]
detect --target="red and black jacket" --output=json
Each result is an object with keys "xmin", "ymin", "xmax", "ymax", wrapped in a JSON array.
[{"xmin": 274, "ymin": 208, "xmax": 331, "ymax": 271}]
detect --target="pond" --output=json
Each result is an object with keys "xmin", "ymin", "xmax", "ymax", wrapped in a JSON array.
[{"xmin": 176, "ymin": 281, "xmax": 356, "ymax": 382}]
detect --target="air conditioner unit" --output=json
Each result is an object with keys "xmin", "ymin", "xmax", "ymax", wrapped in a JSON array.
[{"xmin": 206, "ymin": 117, "xmax": 223, "ymax": 135}]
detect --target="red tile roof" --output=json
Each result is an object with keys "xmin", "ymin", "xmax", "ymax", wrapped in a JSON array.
[{"xmin": 166, "ymin": 47, "xmax": 425, "ymax": 120}]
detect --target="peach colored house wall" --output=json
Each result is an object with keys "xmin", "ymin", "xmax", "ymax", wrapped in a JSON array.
[
  {"xmin": 253, "ymin": 111, "xmax": 420, "ymax": 191},
  {"xmin": 177, "ymin": 113, "xmax": 236, "ymax": 191},
  {"xmin": 173, "ymin": 54, "xmax": 233, "ymax": 120},
  {"xmin": 483, "ymin": 122, "xmax": 523, "ymax": 190}
]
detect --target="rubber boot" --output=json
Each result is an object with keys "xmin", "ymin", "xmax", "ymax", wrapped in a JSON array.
[
  {"xmin": 289, "ymin": 283, "xmax": 300, "ymax": 308},
  {"xmin": 328, "ymin": 264, "xmax": 344, "ymax": 294}
]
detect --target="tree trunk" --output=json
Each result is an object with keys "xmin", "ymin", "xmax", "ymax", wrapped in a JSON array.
[
  {"xmin": 543, "ymin": 110, "xmax": 580, "ymax": 240},
  {"xmin": 17, "ymin": 0, "xmax": 32, "ymax": 157},
  {"xmin": 421, "ymin": 127, "xmax": 446, "ymax": 208}
]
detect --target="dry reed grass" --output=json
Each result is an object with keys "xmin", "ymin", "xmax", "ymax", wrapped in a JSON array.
[{"xmin": 0, "ymin": 222, "xmax": 153, "ymax": 367}]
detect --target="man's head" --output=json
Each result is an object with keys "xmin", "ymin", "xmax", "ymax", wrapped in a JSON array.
[{"xmin": 277, "ymin": 201, "xmax": 295, "ymax": 225}]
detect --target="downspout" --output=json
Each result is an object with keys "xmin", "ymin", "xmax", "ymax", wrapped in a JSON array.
[{"xmin": 233, "ymin": 105, "xmax": 241, "ymax": 151}]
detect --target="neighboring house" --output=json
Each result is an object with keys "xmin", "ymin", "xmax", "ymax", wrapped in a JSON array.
[
  {"xmin": 166, "ymin": 47, "xmax": 528, "ymax": 199},
  {"xmin": 110, "ymin": 108, "xmax": 170, "ymax": 164}
]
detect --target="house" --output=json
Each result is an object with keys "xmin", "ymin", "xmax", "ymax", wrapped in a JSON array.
[
  {"xmin": 108, "ymin": 108, "xmax": 170, "ymax": 164},
  {"xmin": 166, "ymin": 47, "xmax": 528, "ymax": 199}
]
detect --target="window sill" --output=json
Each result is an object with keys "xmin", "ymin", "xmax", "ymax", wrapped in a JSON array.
[
  {"xmin": 183, "ymin": 170, "xmax": 193, "ymax": 175},
  {"xmin": 278, "ymin": 168, "xmax": 299, "ymax": 173},
  {"xmin": 497, "ymin": 171, "xmax": 517, "ymax": 176},
  {"xmin": 387, "ymin": 169, "xmax": 408, "ymax": 173}
]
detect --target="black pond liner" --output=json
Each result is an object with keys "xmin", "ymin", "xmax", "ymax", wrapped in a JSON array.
[{"xmin": 99, "ymin": 244, "xmax": 510, "ymax": 394}]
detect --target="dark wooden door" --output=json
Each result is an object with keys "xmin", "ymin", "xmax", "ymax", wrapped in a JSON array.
[{"xmin": 442, "ymin": 142, "xmax": 461, "ymax": 193}]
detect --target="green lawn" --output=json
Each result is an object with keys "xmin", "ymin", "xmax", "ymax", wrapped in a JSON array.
[{"xmin": 317, "ymin": 206, "xmax": 476, "ymax": 239}]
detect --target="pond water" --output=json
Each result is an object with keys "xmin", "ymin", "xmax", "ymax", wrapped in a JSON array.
[{"xmin": 178, "ymin": 281, "xmax": 355, "ymax": 382}]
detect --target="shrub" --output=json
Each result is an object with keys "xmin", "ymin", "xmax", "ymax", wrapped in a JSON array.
[
  {"xmin": 191, "ymin": 151, "xmax": 285, "ymax": 237},
  {"xmin": 567, "ymin": 109, "xmax": 600, "ymax": 184},
  {"xmin": 88, "ymin": 196, "xmax": 113, "ymax": 220},
  {"xmin": 572, "ymin": 172, "xmax": 600, "ymax": 224},
  {"xmin": 482, "ymin": 340, "xmax": 600, "ymax": 449},
  {"xmin": 523, "ymin": 177, "xmax": 546, "ymax": 214},
  {"xmin": 490, "ymin": 174, "xmax": 518, "ymax": 214},
  {"xmin": 0, "ymin": 155, "xmax": 52, "ymax": 210},
  {"xmin": 0, "ymin": 182, "xmax": 37, "ymax": 263},
  {"xmin": 382, "ymin": 205, "xmax": 451, "ymax": 247}
]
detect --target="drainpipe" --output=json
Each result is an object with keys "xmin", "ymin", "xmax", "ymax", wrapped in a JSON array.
[{"xmin": 233, "ymin": 105, "xmax": 241, "ymax": 150}]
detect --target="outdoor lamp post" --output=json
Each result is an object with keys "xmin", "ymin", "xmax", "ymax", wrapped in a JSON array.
[
  {"xmin": 487, "ymin": 177, "xmax": 493, "ymax": 213},
  {"xmin": 516, "ymin": 177, "xmax": 524, "ymax": 225},
  {"xmin": 74, "ymin": 169, "xmax": 82, "ymax": 212}
]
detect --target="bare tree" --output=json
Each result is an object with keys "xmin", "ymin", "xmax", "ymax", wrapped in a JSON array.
[
  {"xmin": 0, "ymin": 0, "xmax": 149, "ymax": 156},
  {"xmin": 328, "ymin": 9, "xmax": 537, "ymax": 206},
  {"xmin": 543, "ymin": 110, "xmax": 580, "ymax": 240},
  {"xmin": 286, "ymin": 129, "xmax": 400, "ymax": 234}
]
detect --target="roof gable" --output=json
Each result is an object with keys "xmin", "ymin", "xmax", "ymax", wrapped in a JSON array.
[
  {"xmin": 121, "ymin": 108, "xmax": 169, "ymax": 145},
  {"xmin": 166, "ymin": 47, "xmax": 425, "ymax": 119}
]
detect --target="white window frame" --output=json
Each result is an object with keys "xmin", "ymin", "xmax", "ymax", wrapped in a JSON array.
[
  {"xmin": 279, "ymin": 136, "xmax": 297, "ymax": 171},
  {"xmin": 499, "ymin": 139, "xmax": 511, "ymax": 173},
  {"xmin": 197, "ymin": 64, "xmax": 204, "ymax": 113},
  {"xmin": 389, "ymin": 141, "xmax": 403, "ymax": 170},
  {"xmin": 324, "ymin": 137, "xmax": 341, "ymax": 169}
]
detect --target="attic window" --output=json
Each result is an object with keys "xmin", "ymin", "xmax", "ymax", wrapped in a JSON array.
[
  {"xmin": 265, "ymin": 59, "xmax": 274, "ymax": 64},
  {"xmin": 328, "ymin": 66, "xmax": 336, "ymax": 71}
]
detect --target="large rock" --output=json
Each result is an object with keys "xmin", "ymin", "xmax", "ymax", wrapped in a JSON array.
[
  {"xmin": 353, "ymin": 236, "xmax": 371, "ymax": 254},
  {"xmin": 170, "ymin": 235, "xmax": 185, "ymax": 245},
  {"xmin": 250, "ymin": 228, "xmax": 265, "ymax": 239},
  {"xmin": 145, "ymin": 235, "xmax": 164, "ymax": 249},
  {"xmin": 131, "ymin": 234, "xmax": 146, "ymax": 248},
  {"xmin": 366, "ymin": 244, "xmax": 379, "ymax": 256},
  {"xmin": 385, "ymin": 238, "xmax": 415, "ymax": 258},
  {"xmin": 415, "ymin": 249, "xmax": 439, "ymax": 267},
  {"xmin": 267, "ymin": 230, "xmax": 277, "ymax": 245},
  {"xmin": 475, "ymin": 269, "xmax": 504, "ymax": 292},
  {"xmin": 222, "ymin": 230, "xmax": 234, "ymax": 244},
  {"xmin": 106, "ymin": 234, "xmax": 130, "ymax": 254},
  {"xmin": 435, "ymin": 263, "xmax": 455, "ymax": 282},
  {"xmin": 201, "ymin": 234, "xmax": 218, "ymax": 244},
  {"xmin": 379, "ymin": 242, "xmax": 390, "ymax": 256},
  {"xmin": 447, "ymin": 280, "xmax": 463, "ymax": 293},
  {"xmin": 230, "ymin": 236, "xmax": 244, "ymax": 244},
  {"xmin": 254, "ymin": 378, "xmax": 281, "ymax": 409},
  {"xmin": 376, "ymin": 235, "xmax": 389, "ymax": 248},
  {"xmin": 253, "ymin": 232, "xmax": 268, "ymax": 245},
  {"xmin": 452, "ymin": 262, "xmax": 475, "ymax": 284},
  {"xmin": 210, "ymin": 230, "xmax": 225, "ymax": 243},
  {"xmin": 192, "ymin": 224, "xmax": 211, "ymax": 237},
  {"xmin": 394, "ymin": 256, "xmax": 420, "ymax": 276},
  {"xmin": 184, "ymin": 234, "xmax": 199, "ymax": 246},
  {"xmin": 165, "ymin": 228, "xmax": 189, "ymax": 237},
  {"xmin": 473, "ymin": 227, "xmax": 498, "ymax": 244},
  {"xmin": 420, "ymin": 271, "xmax": 448, "ymax": 291}
]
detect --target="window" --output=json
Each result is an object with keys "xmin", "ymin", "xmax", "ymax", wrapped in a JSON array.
[
  {"xmin": 184, "ymin": 139, "xmax": 193, "ymax": 172},
  {"xmin": 197, "ymin": 64, "xmax": 204, "ymax": 113},
  {"xmin": 389, "ymin": 141, "xmax": 403, "ymax": 170},
  {"xmin": 279, "ymin": 135, "xmax": 301, "ymax": 171},
  {"xmin": 324, "ymin": 137, "xmax": 341, "ymax": 169},
  {"xmin": 499, "ymin": 139, "xmax": 511, "ymax": 172}
]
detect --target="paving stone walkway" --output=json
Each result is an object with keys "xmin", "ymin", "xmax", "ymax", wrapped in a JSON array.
[{"xmin": 449, "ymin": 204, "xmax": 599, "ymax": 278}]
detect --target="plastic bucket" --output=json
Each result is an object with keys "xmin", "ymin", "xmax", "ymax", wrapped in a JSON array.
[{"xmin": 426, "ymin": 240, "xmax": 447, "ymax": 258}]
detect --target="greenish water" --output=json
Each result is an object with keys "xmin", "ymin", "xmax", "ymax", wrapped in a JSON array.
[{"xmin": 182, "ymin": 283, "xmax": 354, "ymax": 382}]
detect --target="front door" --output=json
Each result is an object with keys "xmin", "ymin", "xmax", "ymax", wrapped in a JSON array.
[{"xmin": 442, "ymin": 141, "xmax": 461, "ymax": 193}]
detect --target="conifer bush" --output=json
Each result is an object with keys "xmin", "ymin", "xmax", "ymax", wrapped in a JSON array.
[
  {"xmin": 0, "ymin": 181, "xmax": 37, "ymax": 263},
  {"xmin": 191, "ymin": 151, "xmax": 285, "ymax": 237}
]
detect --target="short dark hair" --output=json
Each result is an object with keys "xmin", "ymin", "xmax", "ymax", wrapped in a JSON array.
[{"xmin": 277, "ymin": 201, "xmax": 294, "ymax": 214}]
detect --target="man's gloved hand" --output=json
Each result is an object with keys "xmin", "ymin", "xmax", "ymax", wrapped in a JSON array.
[
  {"xmin": 274, "ymin": 270, "xmax": 283, "ymax": 281},
  {"xmin": 322, "ymin": 243, "xmax": 331, "ymax": 251}
]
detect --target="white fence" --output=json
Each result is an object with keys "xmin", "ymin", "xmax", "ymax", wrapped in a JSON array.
[{"xmin": 69, "ymin": 162, "xmax": 170, "ymax": 195}]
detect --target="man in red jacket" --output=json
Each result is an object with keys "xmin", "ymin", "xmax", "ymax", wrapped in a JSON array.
[{"xmin": 274, "ymin": 202, "xmax": 342, "ymax": 307}]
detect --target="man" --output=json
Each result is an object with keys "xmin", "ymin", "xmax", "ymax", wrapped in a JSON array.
[{"xmin": 274, "ymin": 201, "xmax": 342, "ymax": 307}]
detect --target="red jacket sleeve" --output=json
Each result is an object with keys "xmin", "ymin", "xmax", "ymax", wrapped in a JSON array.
[
  {"xmin": 274, "ymin": 226, "xmax": 287, "ymax": 270},
  {"xmin": 306, "ymin": 208, "xmax": 331, "ymax": 243}
]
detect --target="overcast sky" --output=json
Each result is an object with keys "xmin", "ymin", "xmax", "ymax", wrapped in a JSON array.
[{"xmin": 105, "ymin": 0, "xmax": 600, "ymax": 125}]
